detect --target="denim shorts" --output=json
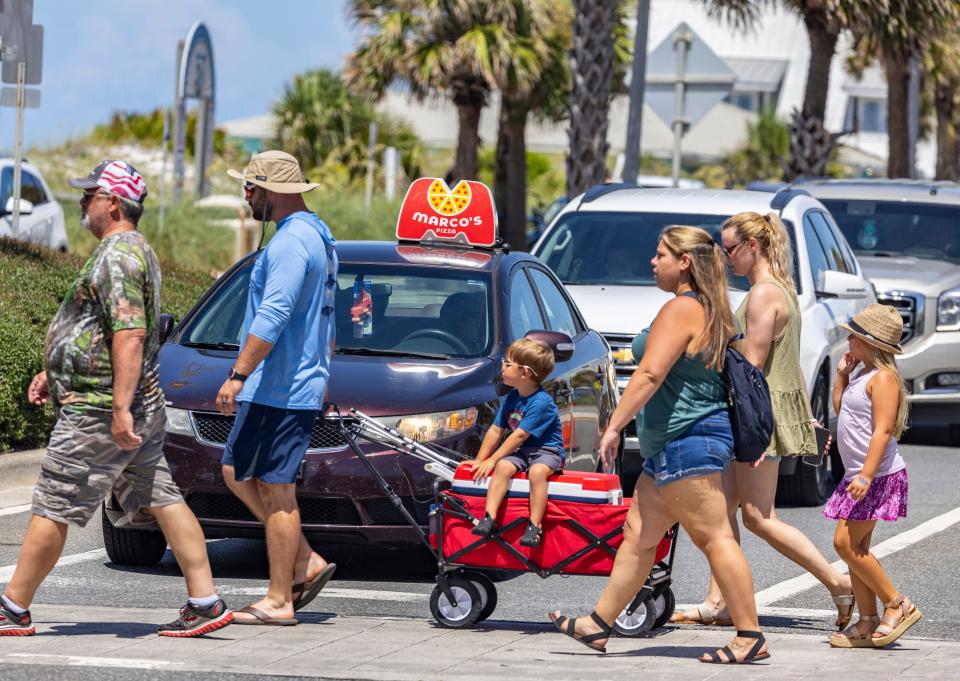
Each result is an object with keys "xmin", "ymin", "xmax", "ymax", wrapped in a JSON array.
[{"xmin": 642, "ymin": 409, "xmax": 734, "ymax": 487}]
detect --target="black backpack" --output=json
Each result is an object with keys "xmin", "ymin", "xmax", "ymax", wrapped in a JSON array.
[{"xmin": 723, "ymin": 334, "xmax": 774, "ymax": 463}]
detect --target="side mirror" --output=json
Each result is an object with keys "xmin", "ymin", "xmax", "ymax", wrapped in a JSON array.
[
  {"xmin": 524, "ymin": 329, "xmax": 575, "ymax": 363},
  {"xmin": 5, "ymin": 196, "xmax": 34, "ymax": 215},
  {"xmin": 816, "ymin": 271, "xmax": 869, "ymax": 300},
  {"xmin": 158, "ymin": 314, "xmax": 175, "ymax": 344}
]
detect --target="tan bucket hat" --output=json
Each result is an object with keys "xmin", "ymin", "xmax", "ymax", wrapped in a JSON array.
[
  {"xmin": 227, "ymin": 150, "xmax": 320, "ymax": 194},
  {"xmin": 839, "ymin": 303, "xmax": 904, "ymax": 355}
]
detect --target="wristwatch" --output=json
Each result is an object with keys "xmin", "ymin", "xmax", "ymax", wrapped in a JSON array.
[{"xmin": 227, "ymin": 368, "xmax": 248, "ymax": 383}]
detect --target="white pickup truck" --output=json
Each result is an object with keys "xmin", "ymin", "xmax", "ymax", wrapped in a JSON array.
[{"xmin": 532, "ymin": 186, "xmax": 876, "ymax": 506}]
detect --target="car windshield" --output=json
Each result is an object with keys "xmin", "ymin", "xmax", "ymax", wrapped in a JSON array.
[
  {"xmin": 180, "ymin": 260, "xmax": 493, "ymax": 359},
  {"xmin": 533, "ymin": 211, "xmax": 782, "ymax": 291},
  {"xmin": 820, "ymin": 199, "xmax": 960, "ymax": 264}
]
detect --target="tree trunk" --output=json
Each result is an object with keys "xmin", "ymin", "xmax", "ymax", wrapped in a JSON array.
[
  {"xmin": 935, "ymin": 80, "xmax": 959, "ymax": 180},
  {"xmin": 801, "ymin": 10, "xmax": 840, "ymax": 122},
  {"xmin": 452, "ymin": 101, "xmax": 482, "ymax": 182},
  {"xmin": 884, "ymin": 52, "xmax": 912, "ymax": 179},
  {"xmin": 495, "ymin": 100, "xmax": 529, "ymax": 251},
  {"xmin": 567, "ymin": 0, "xmax": 618, "ymax": 198}
]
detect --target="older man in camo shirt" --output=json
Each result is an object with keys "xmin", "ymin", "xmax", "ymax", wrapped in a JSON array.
[{"xmin": 0, "ymin": 161, "xmax": 233, "ymax": 638}]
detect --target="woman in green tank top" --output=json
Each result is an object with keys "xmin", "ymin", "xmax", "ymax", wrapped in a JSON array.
[
  {"xmin": 671, "ymin": 211, "xmax": 855, "ymax": 632},
  {"xmin": 549, "ymin": 226, "xmax": 770, "ymax": 664}
]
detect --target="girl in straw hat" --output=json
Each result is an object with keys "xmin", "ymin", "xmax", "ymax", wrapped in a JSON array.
[{"xmin": 827, "ymin": 303, "xmax": 920, "ymax": 649}]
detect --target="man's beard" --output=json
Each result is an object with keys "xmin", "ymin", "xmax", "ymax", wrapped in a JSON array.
[{"xmin": 252, "ymin": 198, "xmax": 272, "ymax": 222}]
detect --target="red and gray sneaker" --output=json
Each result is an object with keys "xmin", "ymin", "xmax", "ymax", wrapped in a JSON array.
[
  {"xmin": 158, "ymin": 598, "xmax": 233, "ymax": 637},
  {"xmin": 0, "ymin": 603, "xmax": 35, "ymax": 636}
]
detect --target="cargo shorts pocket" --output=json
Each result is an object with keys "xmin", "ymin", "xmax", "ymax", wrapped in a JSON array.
[{"xmin": 34, "ymin": 455, "xmax": 90, "ymax": 513}]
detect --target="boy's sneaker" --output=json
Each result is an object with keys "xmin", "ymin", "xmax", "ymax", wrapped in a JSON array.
[
  {"xmin": 158, "ymin": 598, "xmax": 233, "ymax": 637},
  {"xmin": 519, "ymin": 522, "xmax": 543, "ymax": 547},
  {"xmin": 472, "ymin": 513, "xmax": 496, "ymax": 536},
  {"xmin": 0, "ymin": 604, "xmax": 35, "ymax": 636}
]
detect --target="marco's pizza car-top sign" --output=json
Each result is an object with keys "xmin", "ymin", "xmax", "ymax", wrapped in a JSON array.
[{"xmin": 396, "ymin": 178, "xmax": 498, "ymax": 247}]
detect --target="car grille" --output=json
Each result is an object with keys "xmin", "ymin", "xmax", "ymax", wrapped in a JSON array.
[
  {"xmin": 190, "ymin": 412, "xmax": 352, "ymax": 450},
  {"xmin": 187, "ymin": 492, "xmax": 362, "ymax": 525},
  {"xmin": 875, "ymin": 290, "xmax": 923, "ymax": 345},
  {"xmin": 363, "ymin": 496, "xmax": 432, "ymax": 525},
  {"xmin": 604, "ymin": 333, "xmax": 636, "ymax": 390}
]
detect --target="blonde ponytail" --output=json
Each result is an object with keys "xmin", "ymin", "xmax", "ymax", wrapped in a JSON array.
[
  {"xmin": 722, "ymin": 211, "xmax": 797, "ymax": 296},
  {"xmin": 661, "ymin": 226, "xmax": 738, "ymax": 370},
  {"xmin": 865, "ymin": 345, "xmax": 911, "ymax": 438}
]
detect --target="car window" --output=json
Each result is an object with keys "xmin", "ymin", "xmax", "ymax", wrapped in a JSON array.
[
  {"xmin": 509, "ymin": 268, "xmax": 546, "ymax": 340},
  {"xmin": 0, "ymin": 167, "xmax": 11, "ymax": 211},
  {"xmin": 803, "ymin": 214, "xmax": 833, "ymax": 290},
  {"xmin": 533, "ymin": 210, "xmax": 768, "ymax": 291},
  {"xmin": 528, "ymin": 267, "xmax": 581, "ymax": 338},
  {"xmin": 819, "ymin": 198, "xmax": 960, "ymax": 263},
  {"xmin": 182, "ymin": 261, "xmax": 493, "ymax": 359},
  {"xmin": 806, "ymin": 210, "xmax": 850, "ymax": 273},
  {"xmin": 818, "ymin": 209, "xmax": 858, "ymax": 274},
  {"xmin": 20, "ymin": 171, "xmax": 48, "ymax": 206}
]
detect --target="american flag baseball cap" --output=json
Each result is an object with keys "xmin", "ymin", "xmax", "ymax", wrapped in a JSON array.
[{"xmin": 68, "ymin": 160, "xmax": 148, "ymax": 203}]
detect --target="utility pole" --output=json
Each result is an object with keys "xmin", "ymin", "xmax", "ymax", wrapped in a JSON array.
[
  {"xmin": 670, "ymin": 27, "xmax": 692, "ymax": 188},
  {"xmin": 622, "ymin": 0, "xmax": 651, "ymax": 184}
]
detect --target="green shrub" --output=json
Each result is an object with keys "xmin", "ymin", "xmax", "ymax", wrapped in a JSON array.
[{"xmin": 0, "ymin": 237, "xmax": 213, "ymax": 453}]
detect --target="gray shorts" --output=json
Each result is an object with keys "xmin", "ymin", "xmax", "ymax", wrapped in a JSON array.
[
  {"xmin": 32, "ymin": 408, "xmax": 184, "ymax": 528},
  {"xmin": 502, "ymin": 446, "xmax": 564, "ymax": 473}
]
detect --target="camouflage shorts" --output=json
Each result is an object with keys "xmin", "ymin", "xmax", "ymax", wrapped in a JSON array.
[{"xmin": 32, "ymin": 408, "xmax": 184, "ymax": 528}]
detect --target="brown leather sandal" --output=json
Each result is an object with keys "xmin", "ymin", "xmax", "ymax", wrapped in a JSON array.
[
  {"xmin": 872, "ymin": 594, "xmax": 921, "ymax": 647},
  {"xmin": 830, "ymin": 615, "xmax": 880, "ymax": 648},
  {"xmin": 832, "ymin": 593, "xmax": 855, "ymax": 630}
]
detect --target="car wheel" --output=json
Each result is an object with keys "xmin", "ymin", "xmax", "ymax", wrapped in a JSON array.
[
  {"xmin": 100, "ymin": 506, "xmax": 168, "ymax": 567},
  {"xmin": 776, "ymin": 372, "xmax": 833, "ymax": 507}
]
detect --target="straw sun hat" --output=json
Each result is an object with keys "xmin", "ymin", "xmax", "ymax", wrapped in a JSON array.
[
  {"xmin": 227, "ymin": 150, "xmax": 320, "ymax": 194},
  {"xmin": 839, "ymin": 303, "xmax": 904, "ymax": 355}
]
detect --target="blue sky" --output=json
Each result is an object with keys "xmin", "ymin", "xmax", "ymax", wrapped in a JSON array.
[{"xmin": 1, "ymin": 0, "xmax": 356, "ymax": 151}]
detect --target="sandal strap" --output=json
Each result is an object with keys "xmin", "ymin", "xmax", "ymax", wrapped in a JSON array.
[
  {"xmin": 590, "ymin": 611, "xmax": 612, "ymax": 636},
  {"xmin": 738, "ymin": 631, "xmax": 766, "ymax": 660},
  {"xmin": 561, "ymin": 615, "xmax": 608, "ymax": 644},
  {"xmin": 883, "ymin": 593, "xmax": 905, "ymax": 610},
  {"xmin": 832, "ymin": 594, "xmax": 855, "ymax": 606}
]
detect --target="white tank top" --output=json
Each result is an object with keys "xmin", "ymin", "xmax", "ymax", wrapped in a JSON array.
[{"xmin": 836, "ymin": 367, "xmax": 905, "ymax": 480}]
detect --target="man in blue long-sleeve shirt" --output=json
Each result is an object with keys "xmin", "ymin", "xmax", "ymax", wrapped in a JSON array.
[{"xmin": 216, "ymin": 151, "xmax": 338, "ymax": 626}]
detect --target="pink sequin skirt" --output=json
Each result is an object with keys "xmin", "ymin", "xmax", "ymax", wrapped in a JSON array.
[{"xmin": 823, "ymin": 468, "xmax": 908, "ymax": 522}]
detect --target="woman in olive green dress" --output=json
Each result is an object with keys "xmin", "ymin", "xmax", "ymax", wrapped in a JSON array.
[{"xmin": 670, "ymin": 211, "xmax": 854, "ymax": 630}]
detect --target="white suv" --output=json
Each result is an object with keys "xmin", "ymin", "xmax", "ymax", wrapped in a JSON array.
[
  {"xmin": 0, "ymin": 159, "xmax": 68, "ymax": 251},
  {"xmin": 532, "ymin": 186, "xmax": 875, "ymax": 505},
  {"xmin": 795, "ymin": 179, "xmax": 960, "ymax": 445}
]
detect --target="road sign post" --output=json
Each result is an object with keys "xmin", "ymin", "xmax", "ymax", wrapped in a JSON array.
[
  {"xmin": 670, "ymin": 28, "xmax": 692, "ymax": 188},
  {"xmin": 12, "ymin": 61, "xmax": 25, "ymax": 237}
]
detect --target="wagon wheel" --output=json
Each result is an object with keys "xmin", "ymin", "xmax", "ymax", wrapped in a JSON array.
[
  {"xmin": 429, "ymin": 576, "xmax": 482, "ymax": 628},
  {"xmin": 613, "ymin": 593, "xmax": 656, "ymax": 636},
  {"xmin": 461, "ymin": 570, "xmax": 498, "ymax": 623},
  {"xmin": 652, "ymin": 587, "xmax": 676, "ymax": 630}
]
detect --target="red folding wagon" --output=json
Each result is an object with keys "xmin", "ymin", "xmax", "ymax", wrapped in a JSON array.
[{"xmin": 333, "ymin": 405, "xmax": 678, "ymax": 634}]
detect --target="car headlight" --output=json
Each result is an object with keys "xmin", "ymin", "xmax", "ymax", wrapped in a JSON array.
[
  {"xmin": 938, "ymin": 287, "xmax": 960, "ymax": 330},
  {"xmin": 375, "ymin": 407, "xmax": 478, "ymax": 443},
  {"xmin": 165, "ymin": 407, "xmax": 195, "ymax": 436}
]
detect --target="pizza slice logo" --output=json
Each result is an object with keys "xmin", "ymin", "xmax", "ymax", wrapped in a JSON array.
[{"xmin": 396, "ymin": 177, "xmax": 498, "ymax": 247}]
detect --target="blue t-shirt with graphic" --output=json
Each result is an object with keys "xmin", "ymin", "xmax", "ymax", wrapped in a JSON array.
[{"xmin": 494, "ymin": 388, "xmax": 565, "ymax": 455}]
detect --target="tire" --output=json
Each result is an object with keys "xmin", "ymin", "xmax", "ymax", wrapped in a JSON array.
[
  {"xmin": 776, "ymin": 372, "xmax": 833, "ymax": 507},
  {"xmin": 429, "ymin": 576, "xmax": 481, "ymax": 629},
  {"xmin": 652, "ymin": 587, "xmax": 676, "ymax": 630},
  {"xmin": 462, "ymin": 571, "xmax": 498, "ymax": 623},
  {"xmin": 613, "ymin": 593, "xmax": 656, "ymax": 636},
  {"xmin": 100, "ymin": 506, "xmax": 168, "ymax": 567}
]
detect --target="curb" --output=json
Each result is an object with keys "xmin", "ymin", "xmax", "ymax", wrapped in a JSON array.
[{"xmin": 0, "ymin": 448, "xmax": 43, "ymax": 485}]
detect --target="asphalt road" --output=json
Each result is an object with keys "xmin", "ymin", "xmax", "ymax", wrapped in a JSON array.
[{"xmin": 0, "ymin": 440, "xmax": 958, "ymax": 680}]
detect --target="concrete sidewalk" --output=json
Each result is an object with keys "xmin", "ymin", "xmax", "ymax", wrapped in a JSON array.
[{"xmin": 0, "ymin": 604, "xmax": 948, "ymax": 680}]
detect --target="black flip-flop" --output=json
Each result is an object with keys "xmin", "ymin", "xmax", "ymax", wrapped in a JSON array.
[
  {"xmin": 292, "ymin": 563, "xmax": 337, "ymax": 612},
  {"xmin": 232, "ymin": 605, "xmax": 298, "ymax": 626}
]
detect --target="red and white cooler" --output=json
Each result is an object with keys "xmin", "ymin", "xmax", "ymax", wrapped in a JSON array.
[{"xmin": 451, "ymin": 462, "xmax": 623, "ymax": 505}]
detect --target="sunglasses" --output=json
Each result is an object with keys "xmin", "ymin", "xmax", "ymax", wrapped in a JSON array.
[
  {"xmin": 721, "ymin": 239, "xmax": 747, "ymax": 258},
  {"xmin": 501, "ymin": 358, "xmax": 538, "ymax": 378},
  {"xmin": 80, "ymin": 189, "xmax": 112, "ymax": 203},
  {"xmin": 242, "ymin": 181, "xmax": 258, "ymax": 196}
]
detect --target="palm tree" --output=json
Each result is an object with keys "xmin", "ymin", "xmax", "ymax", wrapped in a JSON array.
[
  {"xmin": 926, "ymin": 30, "xmax": 960, "ymax": 180},
  {"xmin": 849, "ymin": 0, "xmax": 960, "ymax": 178},
  {"xmin": 703, "ymin": 0, "xmax": 877, "ymax": 179},
  {"xmin": 566, "ymin": 0, "xmax": 620, "ymax": 197},
  {"xmin": 347, "ymin": 1, "xmax": 522, "ymax": 182},
  {"xmin": 490, "ymin": 1, "xmax": 571, "ymax": 249}
]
